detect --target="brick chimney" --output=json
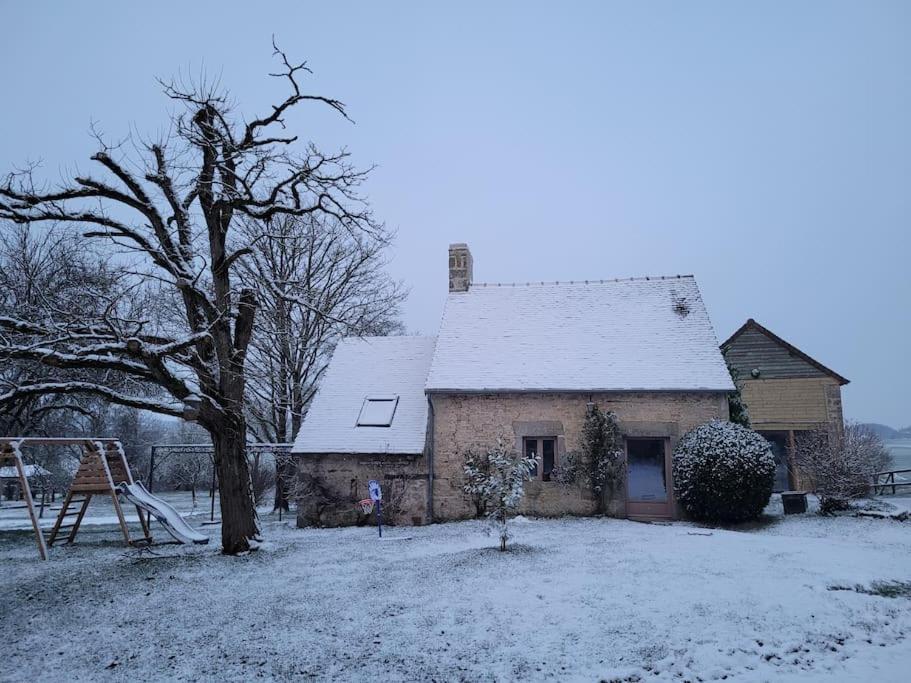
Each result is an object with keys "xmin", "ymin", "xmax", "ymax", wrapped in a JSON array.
[{"xmin": 448, "ymin": 243, "xmax": 473, "ymax": 292}]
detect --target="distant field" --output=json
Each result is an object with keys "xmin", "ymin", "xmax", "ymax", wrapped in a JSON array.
[{"xmin": 884, "ymin": 440, "xmax": 911, "ymax": 483}]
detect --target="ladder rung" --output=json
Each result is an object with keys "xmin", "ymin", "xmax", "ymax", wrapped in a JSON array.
[{"xmin": 62, "ymin": 510, "xmax": 83, "ymax": 517}]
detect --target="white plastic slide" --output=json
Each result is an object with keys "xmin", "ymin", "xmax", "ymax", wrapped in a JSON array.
[{"xmin": 117, "ymin": 481, "xmax": 209, "ymax": 545}]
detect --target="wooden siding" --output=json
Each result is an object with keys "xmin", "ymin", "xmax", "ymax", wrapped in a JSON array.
[
  {"xmin": 723, "ymin": 328, "xmax": 827, "ymax": 380},
  {"xmin": 740, "ymin": 377, "xmax": 840, "ymax": 429}
]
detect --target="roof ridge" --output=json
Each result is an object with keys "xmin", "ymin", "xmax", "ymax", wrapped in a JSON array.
[
  {"xmin": 340, "ymin": 335, "xmax": 437, "ymax": 343},
  {"xmin": 470, "ymin": 275, "xmax": 695, "ymax": 288}
]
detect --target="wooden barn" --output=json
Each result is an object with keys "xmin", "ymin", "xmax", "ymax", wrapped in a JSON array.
[{"xmin": 721, "ymin": 319, "xmax": 849, "ymax": 491}]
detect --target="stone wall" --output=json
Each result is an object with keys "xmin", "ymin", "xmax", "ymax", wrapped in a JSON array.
[
  {"xmin": 429, "ymin": 391, "xmax": 729, "ymax": 521},
  {"xmin": 294, "ymin": 453, "xmax": 428, "ymax": 527}
]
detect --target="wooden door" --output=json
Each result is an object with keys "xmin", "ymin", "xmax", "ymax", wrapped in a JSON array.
[{"xmin": 625, "ymin": 437, "xmax": 673, "ymax": 519}]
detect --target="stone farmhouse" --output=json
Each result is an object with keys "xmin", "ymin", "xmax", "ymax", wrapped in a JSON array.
[
  {"xmin": 292, "ymin": 244, "xmax": 736, "ymax": 524},
  {"xmin": 721, "ymin": 318, "xmax": 849, "ymax": 491}
]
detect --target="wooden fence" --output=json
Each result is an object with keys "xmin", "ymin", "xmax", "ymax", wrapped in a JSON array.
[{"xmin": 874, "ymin": 469, "xmax": 911, "ymax": 496}]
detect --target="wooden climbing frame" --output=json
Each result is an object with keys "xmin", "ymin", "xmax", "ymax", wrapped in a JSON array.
[
  {"xmin": 0, "ymin": 439, "xmax": 47, "ymax": 560},
  {"xmin": 0, "ymin": 437, "xmax": 152, "ymax": 560}
]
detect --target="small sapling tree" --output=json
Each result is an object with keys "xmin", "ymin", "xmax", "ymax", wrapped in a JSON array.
[
  {"xmin": 168, "ymin": 449, "xmax": 211, "ymax": 507},
  {"xmin": 462, "ymin": 435, "xmax": 537, "ymax": 551}
]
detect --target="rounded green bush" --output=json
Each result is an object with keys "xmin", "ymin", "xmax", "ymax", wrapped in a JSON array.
[{"xmin": 673, "ymin": 420, "xmax": 775, "ymax": 523}]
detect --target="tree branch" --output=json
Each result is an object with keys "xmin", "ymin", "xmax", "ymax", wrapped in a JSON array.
[{"xmin": 0, "ymin": 382, "xmax": 187, "ymax": 419}]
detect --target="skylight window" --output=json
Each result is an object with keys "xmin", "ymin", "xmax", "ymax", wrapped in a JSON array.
[{"xmin": 356, "ymin": 396, "xmax": 399, "ymax": 427}]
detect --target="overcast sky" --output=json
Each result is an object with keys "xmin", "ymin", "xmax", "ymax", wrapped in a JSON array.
[{"xmin": 1, "ymin": 2, "xmax": 908, "ymax": 426}]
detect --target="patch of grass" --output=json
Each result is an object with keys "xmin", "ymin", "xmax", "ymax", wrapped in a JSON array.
[{"xmin": 828, "ymin": 580, "xmax": 911, "ymax": 598}]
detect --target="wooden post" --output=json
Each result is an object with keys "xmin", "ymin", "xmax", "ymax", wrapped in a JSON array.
[
  {"xmin": 210, "ymin": 458, "xmax": 216, "ymax": 522},
  {"xmin": 94, "ymin": 441, "xmax": 132, "ymax": 546},
  {"xmin": 787, "ymin": 430, "xmax": 796, "ymax": 490},
  {"xmin": 146, "ymin": 445, "xmax": 157, "ymax": 530},
  {"xmin": 1, "ymin": 441, "xmax": 48, "ymax": 560},
  {"xmin": 111, "ymin": 441, "xmax": 150, "ymax": 542}
]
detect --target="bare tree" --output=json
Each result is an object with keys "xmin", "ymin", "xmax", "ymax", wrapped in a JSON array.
[
  {"xmin": 167, "ymin": 449, "xmax": 212, "ymax": 507},
  {"xmin": 249, "ymin": 451, "xmax": 276, "ymax": 508},
  {"xmin": 793, "ymin": 422, "xmax": 893, "ymax": 514},
  {"xmin": 0, "ymin": 223, "xmax": 132, "ymax": 437},
  {"xmin": 0, "ymin": 43, "xmax": 382, "ymax": 553},
  {"xmin": 239, "ymin": 213, "xmax": 405, "ymax": 510}
]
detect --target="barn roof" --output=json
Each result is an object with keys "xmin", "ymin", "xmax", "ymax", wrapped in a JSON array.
[
  {"xmin": 721, "ymin": 318, "xmax": 849, "ymax": 385},
  {"xmin": 425, "ymin": 276, "xmax": 734, "ymax": 393},
  {"xmin": 291, "ymin": 336, "xmax": 436, "ymax": 455}
]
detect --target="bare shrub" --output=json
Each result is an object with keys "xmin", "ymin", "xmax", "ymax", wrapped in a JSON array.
[
  {"xmin": 167, "ymin": 451, "xmax": 212, "ymax": 507},
  {"xmin": 793, "ymin": 423, "xmax": 892, "ymax": 514},
  {"xmin": 249, "ymin": 455, "xmax": 276, "ymax": 507}
]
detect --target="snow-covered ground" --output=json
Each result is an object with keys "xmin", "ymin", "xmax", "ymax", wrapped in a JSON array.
[
  {"xmin": 0, "ymin": 490, "xmax": 220, "ymax": 531},
  {"xmin": 2, "ymin": 499, "xmax": 910, "ymax": 682}
]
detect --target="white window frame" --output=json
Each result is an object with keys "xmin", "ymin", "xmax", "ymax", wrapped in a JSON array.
[{"xmin": 356, "ymin": 395, "xmax": 399, "ymax": 427}]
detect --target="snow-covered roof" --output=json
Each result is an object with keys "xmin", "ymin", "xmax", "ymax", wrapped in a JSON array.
[
  {"xmin": 291, "ymin": 336, "xmax": 436, "ymax": 455},
  {"xmin": 426, "ymin": 276, "xmax": 734, "ymax": 393},
  {"xmin": 0, "ymin": 464, "xmax": 51, "ymax": 479}
]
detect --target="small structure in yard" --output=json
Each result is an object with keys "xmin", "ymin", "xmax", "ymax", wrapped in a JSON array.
[
  {"xmin": 721, "ymin": 319, "xmax": 849, "ymax": 492},
  {"xmin": 0, "ymin": 437, "xmax": 211, "ymax": 560},
  {"xmin": 291, "ymin": 336, "xmax": 436, "ymax": 527},
  {"xmin": 781, "ymin": 491, "xmax": 808, "ymax": 514},
  {"xmin": 0, "ymin": 438, "xmax": 151, "ymax": 559},
  {"xmin": 292, "ymin": 243, "xmax": 737, "ymax": 525}
]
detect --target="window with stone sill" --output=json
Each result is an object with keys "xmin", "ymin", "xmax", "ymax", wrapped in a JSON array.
[{"xmin": 524, "ymin": 437, "xmax": 557, "ymax": 481}]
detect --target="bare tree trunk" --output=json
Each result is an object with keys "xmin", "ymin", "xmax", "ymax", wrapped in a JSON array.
[
  {"xmin": 211, "ymin": 416, "xmax": 258, "ymax": 553},
  {"xmin": 273, "ymin": 457, "xmax": 291, "ymax": 512},
  {"xmin": 272, "ymin": 294, "xmax": 292, "ymax": 513}
]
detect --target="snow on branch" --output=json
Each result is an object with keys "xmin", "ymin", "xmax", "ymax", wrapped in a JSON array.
[{"xmin": 0, "ymin": 381, "xmax": 189, "ymax": 419}]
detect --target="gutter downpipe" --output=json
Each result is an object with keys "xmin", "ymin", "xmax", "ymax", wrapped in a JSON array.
[{"xmin": 425, "ymin": 394, "xmax": 434, "ymax": 524}]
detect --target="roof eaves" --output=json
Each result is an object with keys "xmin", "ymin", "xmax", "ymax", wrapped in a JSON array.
[
  {"xmin": 290, "ymin": 449, "xmax": 424, "ymax": 456},
  {"xmin": 425, "ymin": 386, "xmax": 734, "ymax": 394}
]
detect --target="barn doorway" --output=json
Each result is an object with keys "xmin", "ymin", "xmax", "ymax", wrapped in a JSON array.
[{"xmin": 760, "ymin": 431, "xmax": 792, "ymax": 492}]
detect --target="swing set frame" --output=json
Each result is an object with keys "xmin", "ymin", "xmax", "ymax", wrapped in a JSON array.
[{"xmin": 0, "ymin": 437, "xmax": 151, "ymax": 560}]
